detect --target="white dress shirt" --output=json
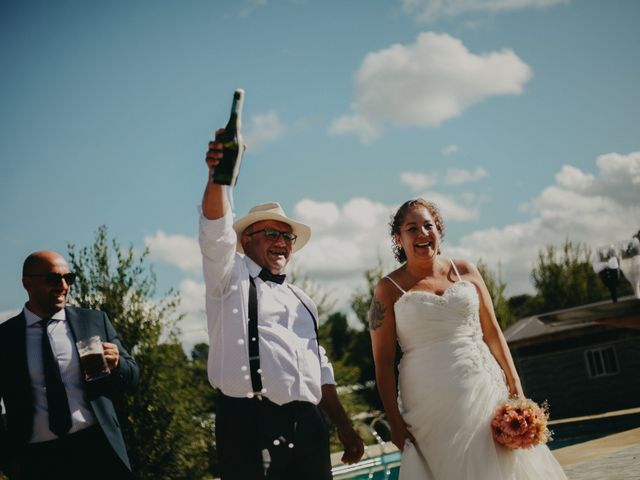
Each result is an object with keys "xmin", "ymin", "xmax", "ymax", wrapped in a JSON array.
[
  {"xmin": 199, "ymin": 208, "xmax": 335, "ymax": 406},
  {"xmin": 24, "ymin": 305, "xmax": 96, "ymax": 443}
]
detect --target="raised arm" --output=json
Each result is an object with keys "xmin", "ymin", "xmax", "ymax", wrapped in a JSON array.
[
  {"xmin": 202, "ymin": 129, "xmax": 228, "ymax": 220},
  {"xmin": 369, "ymin": 279, "xmax": 415, "ymax": 451},
  {"xmin": 462, "ymin": 261, "xmax": 524, "ymax": 398}
]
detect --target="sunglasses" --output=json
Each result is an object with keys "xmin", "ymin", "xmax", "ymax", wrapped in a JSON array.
[
  {"xmin": 25, "ymin": 272, "xmax": 77, "ymax": 286},
  {"xmin": 246, "ymin": 228, "xmax": 297, "ymax": 244}
]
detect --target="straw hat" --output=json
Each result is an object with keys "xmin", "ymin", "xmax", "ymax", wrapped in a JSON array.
[{"xmin": 232, "ymin": 202, "xmax": 311, "ymax": 253}]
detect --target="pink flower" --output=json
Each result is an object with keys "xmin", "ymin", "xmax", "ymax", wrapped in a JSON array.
[{"xmin": 491, "ymin": 398, "xmax": 552, "ymax": 449}]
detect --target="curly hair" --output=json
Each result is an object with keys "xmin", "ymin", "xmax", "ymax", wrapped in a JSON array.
[{"xmin": 389, "ymin": 198, "xmax": 445, "ymax": 263}]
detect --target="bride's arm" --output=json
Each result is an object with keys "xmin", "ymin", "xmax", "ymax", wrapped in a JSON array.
[
  {"xmin": 369, "ymin": 280, "xmax": 415, "ymax": 451},
  {"xmin": 462, "ymin": 261, "xmax": 524, "ymax": 398}
]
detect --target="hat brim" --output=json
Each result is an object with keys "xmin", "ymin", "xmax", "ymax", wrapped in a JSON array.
[{"xmin": 233, "ymin": 212, "xmax": 311, "ymax": 253}]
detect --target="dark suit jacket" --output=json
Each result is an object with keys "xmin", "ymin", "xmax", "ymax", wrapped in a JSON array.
[{"xmin": 0, "ymin": 306, "xmax": 139, "ymax": 471}]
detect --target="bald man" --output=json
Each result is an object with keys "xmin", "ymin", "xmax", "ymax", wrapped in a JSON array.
[{"xmin": 0, "ymin": 251, "xmax": 139, "ymax": 480}]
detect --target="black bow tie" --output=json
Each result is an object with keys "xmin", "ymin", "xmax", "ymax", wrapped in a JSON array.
[{"xmin": 258, "ymin": 268, "xmax": 286, "ymax": 285}]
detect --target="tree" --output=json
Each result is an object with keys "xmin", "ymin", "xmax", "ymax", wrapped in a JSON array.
[
  {"xmin": 476, "ymin": 259, "xmax": 516, "ymax": 329},
  {"xmin": 288, "ymin": 267, "xmax": 336, "ymax": 321},
  {"xmin": 314, "ymin": 262, "xmax": 387, "ymax": 450},
  {"xmin": 67, "ymin": 226, "xmax": 214, "ymax": 479},
  {"xmin": 507, "ymin": 293, "xmax": 542, "ymax": 321},
  {"xmin": 345, "ymin": 261, "xmax": 385, "ymax": 410},
  {"xmin": 530, "ymin": 239, "xmax": 631, "ymax": 312}
]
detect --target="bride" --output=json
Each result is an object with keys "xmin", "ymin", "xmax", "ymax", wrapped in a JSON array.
[{"xmin": 369, "ymin": 198, "xmax": 567, "ymax": 479}]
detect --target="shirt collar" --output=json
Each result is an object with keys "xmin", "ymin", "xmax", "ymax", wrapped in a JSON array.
[
  {"xmin": 23, "ymin": 304, "xmax": 66, "ymax": 327},
  {"xmin": 244, "ymin": 256, "xmax": 288, "ymax": 285},
  {"xmin": 245, "ymin": 256, "xmax": 264, "ymax": 280}
]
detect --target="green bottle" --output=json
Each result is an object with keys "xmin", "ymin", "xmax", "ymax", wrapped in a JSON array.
[{"xmin": 212, "ymin": 89, "xmax": 245, "ymax": 185}]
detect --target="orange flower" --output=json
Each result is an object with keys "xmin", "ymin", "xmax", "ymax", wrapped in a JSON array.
[{"xmin": 491, "ymin": 398, "xmax": 552, "ymax": 449}]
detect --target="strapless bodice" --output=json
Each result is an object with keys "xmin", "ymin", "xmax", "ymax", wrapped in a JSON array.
[
  {"xmin": 395, "ymin": 280, "xmax": 506, "ymax": 394},
  {"xmin": 395, "ymin": 280, "xmax": 481, "ymax": 351}
]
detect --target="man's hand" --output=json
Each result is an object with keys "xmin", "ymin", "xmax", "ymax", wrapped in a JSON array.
[
  {"xmin": 337, "ymin": 423, "xmax": 365, "ymax": 465},
  {"xmin": 319, "ymin": 384, "xmax": 365, "ymax": 465},
  {"xmin": 102, "ymin": 342, "xmax": 120, "ymax": 370},
  {"xmin": 205, "ymin": 128, "xmax": 225, "ymax": 173}
]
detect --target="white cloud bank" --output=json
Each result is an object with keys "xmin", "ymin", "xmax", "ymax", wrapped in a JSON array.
[
  {"xmin": 401, "ymin": 167, "xmax": 488, "ymax": 190},
  {"xmin": 147, "ymin": 150, "xmax": 639, "ymax": 332},
  {"xmin": 401, "ymin": 0, "xmax": 570, "ymax": 23},
  {"xmin": 145, "ymin": 231, "xmax": 201, "ymax": 275},
  {"xmin": 329, "ymin": 32, "xmax": 532, "ymax": 142},
  {"xmin": 242, "ymin": 111, "xmax": 287, "ymax": 151},
  {"xmin": 442, "ymin": 144, "xmax": 459, "ymax": 156},
  {"xmin": 0, "ymin": 309, "xmax": 20, "ymax": 324},
  {"xmin": 449, "ymin": 151, "xmax": 640, "ymax": 294}
]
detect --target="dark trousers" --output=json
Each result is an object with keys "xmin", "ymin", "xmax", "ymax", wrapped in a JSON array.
[
  {"xmin": 216, "ymin": 393, "xmax": 332, "ymax": 480},
  {"xmin": 16, "ymin": 425, "xmax": 132, "ymax": 480}
]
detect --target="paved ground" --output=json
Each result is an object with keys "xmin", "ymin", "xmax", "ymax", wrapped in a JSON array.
[
  {"xmin": 331, "ymin": 426, "xmax": 640, "ymax": 479},
  {"xmin": 553, "ymin": 427, "xmax": 640, "ymax": 480}
]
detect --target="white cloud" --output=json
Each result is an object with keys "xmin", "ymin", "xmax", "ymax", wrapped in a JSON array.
[
  {"xmin": 0, "ymin": 309, "xmax": 19, "ymax": 324},
  {"xmin": 449, "ymin": 151, "xmax": 640, "ymax": 295},
  {"xmin": 145, "ymin": 231, "xmax": 201, "ymax": 275},
  {"xmin": 401, "ymin": 167, "xmax": 488, "ymax": 190},
  {"xmin": 329, "ymin": 32, "xmax": 532, "ymax": 142},
  {"xmin": 174, "ymin": 278, "xmax": 209, "ymax": 352},
  {"xmin": 238, "ymin": 0, "xmax": 267, "ymax": 17},
  {"xmin": 328, "ymin": 113, "xmax": 380, "ymax": 144},
  {"xmin": 445, "ymin": 167, "xmax": 488, "ymax": 185},
  {"xmin": 242, "ymin": 111, "xmax": 287, "ymax": 151},
  {"xmin": 294, "ymin": 197, "xmax": 395, "ymax": 273},
  {"xmin": 420, "ymin": 191, "xmax": 481, "ymax": 221},
  {"xmin": 402, "ymin": 0, "xmax": 570, "ymax": 22},
  {"xmin": 555, "ymin": 165, "xmax": 594, "ymax": 191},
  {"xmin": 294, "ymin": 199, "xmax": 341, "ymax": 229},
  {"xmin": 400, "ymin": 171, "xmax": 438, "ymax": 191},
  {"xmin": 442, "ymin": 144, "xmax": 459, "ymax": 156}
]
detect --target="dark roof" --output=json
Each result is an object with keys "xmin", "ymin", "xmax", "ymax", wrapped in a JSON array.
[{"xmin": 503, "ymin": 295, "xmax": 640, "ymax": 346}]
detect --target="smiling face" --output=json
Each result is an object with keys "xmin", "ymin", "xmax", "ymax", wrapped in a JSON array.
[
  {"xmin": 240, "ymin": 220, "xmax": 294, "ymax": 274},
  {"xmin": 395, "ymin": 206, "xmax": 441, "ymax": 263},
  {"xmin": 22, "ymin": 251, "xmax": 71, "ymax": 318}
]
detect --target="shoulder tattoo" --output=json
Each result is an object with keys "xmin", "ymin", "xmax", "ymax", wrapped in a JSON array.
[{"xmin": 369, "ymin": 296, "xmax": 386, "ymax": 330}]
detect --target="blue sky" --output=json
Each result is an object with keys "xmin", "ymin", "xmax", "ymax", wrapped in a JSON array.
[{"xmin": 2, "ymin": 0, "xmax": 639, "ymax": 346}]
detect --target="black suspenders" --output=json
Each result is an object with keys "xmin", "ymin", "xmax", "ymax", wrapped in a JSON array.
[
  {"xmin": 247, "ymin": 276, "xmax": 263, "ymax": 395},
  {"xmin": 247, "ymin": 276, "xmax": 320, "ymax": 398}
]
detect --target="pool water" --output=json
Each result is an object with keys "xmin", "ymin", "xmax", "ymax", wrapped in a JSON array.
[{"xmin": 332, "ymin": 451, "xmax": 401, "ymax": 480}]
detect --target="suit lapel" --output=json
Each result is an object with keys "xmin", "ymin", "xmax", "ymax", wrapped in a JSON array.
[
  {"xmin": 65, "ymin": 306, "xmax": 86, "ymax": 344},
  {"xmin": 1, "ymin": 312, "xmax": 35, "ymax": 441},
  {"xmin": 4, "ymin": 312, "xmax": 31, "ymax": 386}
]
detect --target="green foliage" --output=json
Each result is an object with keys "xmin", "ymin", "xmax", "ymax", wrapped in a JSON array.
[
  {"xmin": 67, "ymin": 226, "xmax": 215, "ymax": 480},
  {"xmin": 507, "ymin": 293, "xmax": 542, "ymax": 320},
  {"xmin": 288, "ymin": 266, "xmax": 336, "ymax": 321},
  {"xmin": 350, "ymin": 261, "xmax": 385, "ymax": 331},
  {"xmin": 318, "ymin": 313, "xmax": 372, "ymax": 451},
  {"xmin": 530, "ymin": 240, "xmax": 631, "ymax": 312},
  {"xmin": 476, "ymin": 259, "xmax": 516, "ymax": 329},
  {"xmin": 348, "ymin": 261, "xmax": 385, "ymax": 402},
  {"xmin": 314, "ymin": 260, "xmax": 386, "ymax": 450}
]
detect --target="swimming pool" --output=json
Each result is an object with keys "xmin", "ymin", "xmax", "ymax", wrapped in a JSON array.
[
  {"xmin": 331, "ymin": 410, "xmax": 640, "ymax": 479},
  {"xmin": 332, "ymin": 450, "xmax": 401, "ymax": 480}
]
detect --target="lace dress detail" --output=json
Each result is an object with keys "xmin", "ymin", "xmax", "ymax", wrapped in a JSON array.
[{"xmin": 393, "ymin": 275, "xmax": 567, "ymax": 479}]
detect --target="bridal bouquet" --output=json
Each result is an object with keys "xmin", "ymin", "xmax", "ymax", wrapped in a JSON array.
[{"xmin": 491, "ymin": 398, "xmax": 552, "ymax": 449}]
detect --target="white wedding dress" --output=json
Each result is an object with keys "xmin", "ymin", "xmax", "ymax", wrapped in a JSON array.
[{"xmin": 390, "ymin": 265, "xmax": 567, "ymax": 480}]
